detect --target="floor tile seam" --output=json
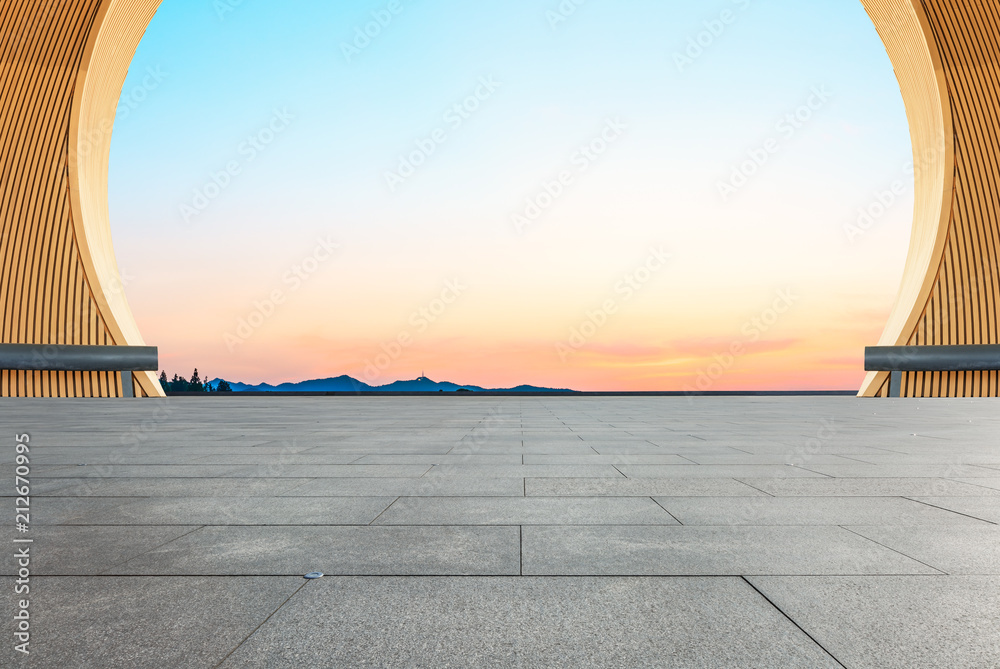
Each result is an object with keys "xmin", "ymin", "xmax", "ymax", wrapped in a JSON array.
[
  {"xmin": 836, "ymin": 526, "xmax": 949, "ymax": 575},
  {"xmin": 790, "ymin": 465, "xmax": 835, "ymax": 478},
  {"xmin": 731, "ymin": 479, "xmax": 776, "ymax": 497},
  {"xmin": 95, "ymin": 524, "xmax": 208, "ymax": 575},
  {"xmin": 944, "ymin": 479, "xmax": 1000, "ymax": 493},
  {"xmin": 900, "ymin": 497, "xmax": 999, "ymax": 526},
  {"xmin": 93, "ymin": 524, "xmax": 208, "ymax": 574},
  {"xmin": 519, "ymin": 525, "xmax": 523, "ymax": 575},
  {"xmin": 274, "ymin": 478, "xmax": 321, "ymax": 496},
  {"xmin": 648, "ymin": 497, "xmax": 684, "ymax": 525},
  {"xmin": 367, "ymin": 497, "xmax": 401, "ymax": 525},
  {"xmin": 830, "ymin": 454, "xmax": 877, "ymax": 465},
  {"xmin": 211, "ymin": 579, "xmax": 311, "ymax": 669},
  {"xmin": 739, "ymin": 576, "xmax": 848, "ymax": 669}
]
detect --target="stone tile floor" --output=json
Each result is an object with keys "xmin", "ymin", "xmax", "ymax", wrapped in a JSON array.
[{"xmin": 2, "ymin": 396, "xmax": 998, "ymax": 667}]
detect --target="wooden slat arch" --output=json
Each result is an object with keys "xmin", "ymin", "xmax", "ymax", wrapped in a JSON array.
[
  {"xmin": 0, "ymin": 0, "xmax": 161, "ymax": 397},
  {"xmin": 859, "ymin": 0, "xmax": 1000, "ymax": 397},
  {"xmin": 0, "ymin": 0, "xmax": 997, "ymax": 397}
]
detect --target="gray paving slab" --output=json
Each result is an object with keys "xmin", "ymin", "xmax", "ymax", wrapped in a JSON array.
[
  {"xmin": 846, "ymin": 453, "xmax": 1000, "ymax": 465},
  {"xmin": 26, "ymin": 497, "xmax": 137, "ymax": 525},
  {"xmin": 1, "ymin": 576, "xmax": 302, "ymax": 668},
  {"xmin": 424, "ymin": 464, "xmax": 624, "ymax": 477},
  {"xmin": 112, "ymin": 525, "xmax": 520, "ymax": 575},
  {"xmin": 225, "ymin": 463, "xmax": 434, "ymax": 478},
  {"xmin": 20, "ymin": 477, "xmax": 313, "ymax": 497},
  {"xmin": 796, "ymin": 463, "xmax": 1000, "ymax": 478},
  {"xmin": 28, "ymin": 453, "xmax": 211, "ymax": 465},
  {"xmin": 40, "ymin": 496, "xmax": 396, "ymax": 525},
  {"xmin": 616, "ymin": 464, "xmax": 827, "ymax": 478},
  {"xmin": 655, "ymin": 496, "xmax": 987, "ymax": 526},
  {"xmin": 283, "ymin": 476, "xmax": 525, "ymax": 496},
  {"xmin": 522, "ymin": 453, "xmax": 695, "ymax": 464},
  {"xmin": 748, "ymin": 576, "xmax": 1000, "ymax": 669},
  {"xmin": 32, "ymin": 464, "xmax": 264, "ymax": 478},
  {"xmin": 690, "ymin": 454, "xmax": 870, "ymax": 465},
  {"xmin": 32, "ymin": 463, "xmax": 432, "ymax": 478},
  {"xmin": 350, "ymin": 453, "xmax": 523, "ymax": 464},
  {"xmin": 907, "ymin": 496, "xmax": 1000, "ymax": 523},
  {"xmin": 845, "ymin": 525, "xmax": 1000, "ymax": 575},
  {"xmin": 583, "ymin": 443, "xmax": 688, "ymax": 453},
  {"xmin": 449, "ymin": 444, "xmax": 599, "ymax": 455},
  {"xmin": 189, "ymin": 453, "xmax": 363, "ymax": 464},
  {"xmin": 219, "ymin": 576, "xmax": 839, "ymax": 668},
  {"xmin": 300, "ymin": 446, "xmax": 458, "ymax": 456},
  {"xmin": 953, "ymin": 477, "xmax": 1000, "ymax": 491},
  {"xmin": 525, "ymin": 477, "xmax": 767, "ymax": 496},
  {"xmin": 2, "ymin": 526, "xmax": 199, "ymax": 576},
  {"xmin": 522, "ymin": 525, "xmax": 940, "ymax": 575},
  {"xmin": 736, "ymin": 477, "xmax": 1000, "ymax": 497},
  {"xmin": 372, "ymin": 496, "xmax": 677, "ymax": 525}
]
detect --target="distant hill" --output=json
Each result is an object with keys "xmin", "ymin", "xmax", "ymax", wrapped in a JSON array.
[{"xmin": 210, "ymin": 375, "xmax": 575, "ymax": 394}]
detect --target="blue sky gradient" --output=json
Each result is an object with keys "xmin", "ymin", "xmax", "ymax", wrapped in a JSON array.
[{"xmin": 109, "ymin": 0, "xmax": 915, "ymax": 390}]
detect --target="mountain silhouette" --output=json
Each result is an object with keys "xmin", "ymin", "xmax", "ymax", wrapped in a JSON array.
[{"xmin": 210, "ymin": 375, "xmax": 574, "ymax": 393}]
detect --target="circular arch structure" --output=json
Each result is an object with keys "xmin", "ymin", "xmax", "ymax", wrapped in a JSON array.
[{"xmin": 1, "ymin": 0, "xmax": 998, "ymax": 398}]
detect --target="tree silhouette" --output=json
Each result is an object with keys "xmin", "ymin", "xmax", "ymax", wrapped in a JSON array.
[
  {"xmin": 188, "ymin": 368, "xmax": 204, "ymax": 393},
  {"xmin": 159, "ymin": 368, "xmax": 232, "ymax": 393}
]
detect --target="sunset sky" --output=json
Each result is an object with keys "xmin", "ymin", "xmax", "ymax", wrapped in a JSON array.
[{"xmin": 108, "ymin": 0, "xmax": 915, "ymax": 391}]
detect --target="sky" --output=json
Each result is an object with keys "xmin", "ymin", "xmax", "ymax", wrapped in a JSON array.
[{"xmin": 108, "ymin": 0, "xmax": 915, "ymax": 391}]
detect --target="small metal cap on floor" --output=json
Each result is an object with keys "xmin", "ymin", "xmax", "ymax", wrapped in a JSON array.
[{"xmin": 304, "ymin": 572, "xmax": 324, "ymax": 579}]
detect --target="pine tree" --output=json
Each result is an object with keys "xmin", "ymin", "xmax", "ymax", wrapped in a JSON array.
[
  {"xmin": 170, "ymin": 374, "xmax": 189, "ymax": 392},
  {"xmin": 189, "ymin": 368, "xmax": 204, "ymax": 393},
  {"xmin": 158, "ymin": 371, "xmax": 168, "ymax": 392}
]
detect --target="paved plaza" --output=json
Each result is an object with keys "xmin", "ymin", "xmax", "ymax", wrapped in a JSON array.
[{"xmin": 2, "ymin": 396, "xmax": 999, "ymax": 667}]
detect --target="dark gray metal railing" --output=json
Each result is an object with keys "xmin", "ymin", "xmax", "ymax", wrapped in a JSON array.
[
  {"xmin": 0, "ymin": 344, "xmax": 158, "ymax": 398},
  {"xmin": 865, "ymin": 345, "xmax": 1000, "ymax": 397}
]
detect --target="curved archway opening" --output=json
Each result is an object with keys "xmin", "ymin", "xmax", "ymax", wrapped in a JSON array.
[{"xmin": 98, "ymin": 1, "xmax": 918, "ymax": 394}]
